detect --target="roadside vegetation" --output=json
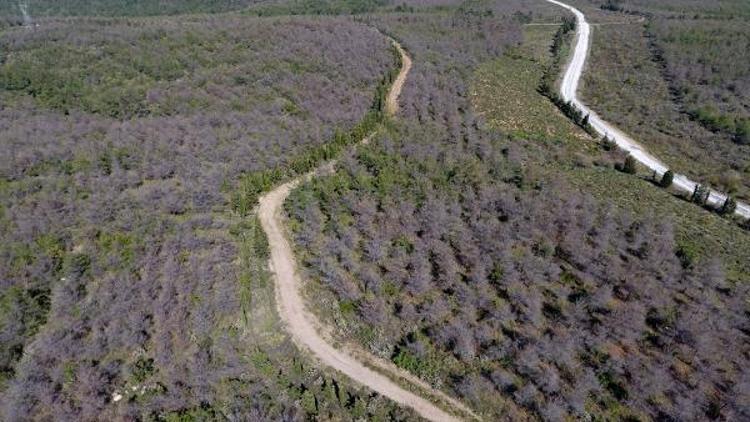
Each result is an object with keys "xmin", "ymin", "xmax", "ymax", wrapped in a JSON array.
[
  {"xmin": 287, "ymin": 5, "xmax": 750, "ymax": 421},
  {"xmin": 576, "ymin": 0, "xmax": 750, "ymax": 201}
]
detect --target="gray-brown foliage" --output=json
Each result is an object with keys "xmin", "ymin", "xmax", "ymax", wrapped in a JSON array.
[
  {"xmin": 0, "ymin": 14, "xmax": 400, "ymax": 420},
  {"xmin": 287, "ymin": 10, "xmax": 750, "ymax": 421}
]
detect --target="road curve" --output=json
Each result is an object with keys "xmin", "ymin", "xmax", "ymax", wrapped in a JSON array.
[
  {"xmin": 257, "ymin": 39, "xmax": 468, "ymax": 422},
  {"xmin": 545, "ymin": 0, "xmax": 750, "ymax": 219}
]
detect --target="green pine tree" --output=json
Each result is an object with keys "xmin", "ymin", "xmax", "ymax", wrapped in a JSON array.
[
  {"xmin": 720, "ymin": 196, "xmax": 737, "ymax": 215},
  {"xmin": 692, "ymin": 184, "xmax": 709, "ymax": 205},
  {"xmin": 660, "ymin": 170, "xmax": 674, "ymax": 188},
  {"xmin": 301, "ymin": 390, "xmax": 318, "ymax": 415}
]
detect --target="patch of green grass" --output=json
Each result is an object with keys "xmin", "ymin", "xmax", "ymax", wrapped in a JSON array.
[{"xmin": 471, "ymin": 26, "xmax": 594, "ymax": 149}]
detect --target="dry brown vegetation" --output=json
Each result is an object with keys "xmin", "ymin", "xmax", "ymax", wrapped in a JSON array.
[
  {"xmin": 287, "ymin": 4, "xmax": 750, "ymax": 420},
  {"xmin": 0, "ymin": 14, "xmax": 413, "ymax": 420}
]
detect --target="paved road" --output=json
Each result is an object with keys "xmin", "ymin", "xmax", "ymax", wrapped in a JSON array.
[
  {"xmin": 257, "ymin": 39, "xmax": 473, "ymax": 422},
  {"xmin": 545, "ymin": 0, "xmax": 750, "ymax": 218}
]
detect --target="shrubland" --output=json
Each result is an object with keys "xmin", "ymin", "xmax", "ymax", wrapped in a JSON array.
[
  {"xmin": 286, "ymin": 4, "xmax": 750, "ymax": 420},
  {"xmin": 0, "ymin": 14, "xmax": 408, "ymax": 419},
  {"xmin": 2, "ymin": 0, "xmax": 749, "ymax": 420},
  {"xmin": 0, "ymin": 0, "xmax": 263, "ymax": 17}
]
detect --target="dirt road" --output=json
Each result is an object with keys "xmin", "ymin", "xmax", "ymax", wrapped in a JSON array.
[
  {"xmin": 386, "ymin": 41, "xmax": 412, "ymax": 116},
  {"xmin": 257, "ymin": 38, "xmax": 470, "ymax": 422}
]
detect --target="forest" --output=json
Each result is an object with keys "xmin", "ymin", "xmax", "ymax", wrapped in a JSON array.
[
  {"xmin": 1, "ymin": 0, "xmax": 749, "ymax": 420},
  {"xmin": 286, "ymin": 2, "xmax": 750, "ymax": 420},
  {"xmin": 0, "ymin": 13, "xmax": 410, "ymax": 420},
  {"xmin": 0, "ymin": 0, "xmax": 263, "ymax": 17}
]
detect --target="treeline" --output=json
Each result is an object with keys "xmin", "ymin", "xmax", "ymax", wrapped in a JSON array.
[
  {"xmin": 617, "ymin": 162, "xmax": 744, "ymax": 221},
  {"xmin": 537, "ymin": 16, "xmax": 595, "ymax": 135}
]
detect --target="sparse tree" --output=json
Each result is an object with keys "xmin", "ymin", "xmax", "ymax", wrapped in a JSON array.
[
  {"xmin": 719, "ymin": 196, "xmax": 736, "ymax": 215},
  {"xmin": 622, "ymin": 155, "xmax": 637, "ymax": 174},
  {"xmin": 692, "ymin": 184, "xmax": 710, "ymax": 205},
  {"xmin": 660, "ymin": 170, "xmax": 674, "ymax": 188},
  {"xmin": 601, "ymin": 136, "xmax": 616, "ymax": 151}
]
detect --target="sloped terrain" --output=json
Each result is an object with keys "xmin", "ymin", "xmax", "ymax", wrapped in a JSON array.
[
  {"xmin": 0, "ymin": 15, "xmax": 409, "ymax": 420},
  {"xmin": 286, "ymin": 5, "xmax": 750, "ymax": 420}
]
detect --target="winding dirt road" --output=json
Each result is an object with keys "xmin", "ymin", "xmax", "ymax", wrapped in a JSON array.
[
  {"xmin": 546, "ymin": 0, "xmax": 750, "ymax": 218},
  {"xmin": 257, "ymin": 39, "xmax": 471, "ymax": 421}
]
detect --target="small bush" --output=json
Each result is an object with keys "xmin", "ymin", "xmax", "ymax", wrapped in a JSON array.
[
  {"xmin": 659, "ymin": 170, "xmax": 674, "ymax": 188},
  {"xmin": 64, "ymin": 253, "xmax": 91, "ymax": 277},
  {"xmin": 622, "ymin": 156, "xmax": 637, "ymax": 175},
  {"xmin": 719, "ymin": 196, "xmax": 737, "ymax": 215},
  {"xmin": 601, "ymin": 136, "xmax": 617, "ymax": 151},
  {"xmin": 735, "ymin": 119, "xmax": 750, "ymax": 145}
]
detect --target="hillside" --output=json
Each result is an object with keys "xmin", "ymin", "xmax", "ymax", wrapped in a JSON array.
[
  {"xmin": 1, "ymin": 0, "xmax": 748, "ymax": 420},
  {"xmin": 0, "ymin": 14, "xmax": 411, "ymax": 420},
  {"xmin": 573, "ymin": 0, "xmax": 750, "ymax": 200},
  {"xmin": 286, "ymin": 2, "xmax": 750, "ymax": 420}
]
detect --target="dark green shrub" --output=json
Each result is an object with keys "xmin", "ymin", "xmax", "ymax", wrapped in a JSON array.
[
  {"xmin": 601, "ymin": 136, "xmax": 617, "ymax": 151},
  {"xmin": 720, "ymin": 196, "xmax": 737, "ymax": 215},
  {"xmin": 735, "ymin": 119, "xmax": 750, "ymax": 145},
  {"xmin": 131, "ymin": 357, "xmax": 155, "ymax": 383},
  {"xmin": 659, "ymin": 170, "xmax": 674, "ymax": 188},
  {"xmin": 691, "ymin": 184, "xmax": 710, "ymax": 205},
  {"xmin": 64, "ymin": 253, "xmax": 91, "ymax": 277}
]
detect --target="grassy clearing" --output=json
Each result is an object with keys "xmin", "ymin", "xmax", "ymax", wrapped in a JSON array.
[
  {"xmin": 579, "ymin": 18, "xmax": 750, "ymax": 200},
  {"xmin": 471, "ymin": 25, "xmax": 598, "ymax": 152}
]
